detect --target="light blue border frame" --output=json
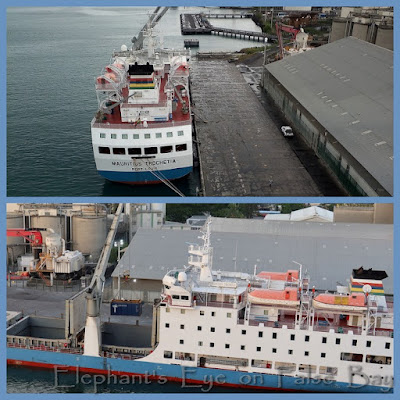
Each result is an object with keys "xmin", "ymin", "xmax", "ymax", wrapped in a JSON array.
[{"xmin": 1, "ymin": 0, "xmax": 397, "ymax": 399}]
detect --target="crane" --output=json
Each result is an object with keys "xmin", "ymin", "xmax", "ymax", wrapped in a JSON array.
[
  {"xmin": 6, "ymin": 228, "xmax": 44, "ymax": 246},
  {"xmin": 275, "ymin": 22, "xmax": 300, "ymax": 59},
  {"xmin": 132, "ymin": 7, "xmax": 170, "ymax": 51},
  {"xmin": 83, "ymin": 203, "xmax": 124, "ymax": 357}
]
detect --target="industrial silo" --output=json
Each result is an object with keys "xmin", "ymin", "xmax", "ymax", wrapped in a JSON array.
[
  {"xmin": 6, "ymin": 211, "xmax": 25, "ymax": 266},
  {"xmin": 29, "ymin": 213, "xmax": 65, "ymax": 242},
  {"xmin": 72, "ymin": 215, "xmax": 107, "ymax": 262}
]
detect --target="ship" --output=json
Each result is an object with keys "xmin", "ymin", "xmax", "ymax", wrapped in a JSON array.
[
  {"xmin": 91, "ymin": 15, "xmax": 193, "ymax": 185},
  {"xmin": 7, "ymin": 222, "xmax": 393, "ymax": 392}
]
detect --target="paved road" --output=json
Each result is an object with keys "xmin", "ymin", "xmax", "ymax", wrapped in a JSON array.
[{"xmin": 191, "ymin": 59, "xmax": 322, "ymax": 196}]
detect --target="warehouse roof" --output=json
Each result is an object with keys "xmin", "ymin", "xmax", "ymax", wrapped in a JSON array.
[
  {"xmin": 115, "ymin": 217, "xmax": 393, "ymax": 293},
  {"xmin": 265, "ymin": 36, "xmax": 393, "ymax": 195},
  {"xmin": 264, "ymin": 206, "xmax": 333, "ymax": 222}
]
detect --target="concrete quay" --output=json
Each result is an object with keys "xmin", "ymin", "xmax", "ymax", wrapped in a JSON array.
[{"xmin": 190, "ymin": 59, "xmax": 322, "ymax": 197}]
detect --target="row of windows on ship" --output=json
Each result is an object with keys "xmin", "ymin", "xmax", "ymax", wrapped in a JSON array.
[
  {"xmin": 162, "ymin": 349, "xmax": 392, "ymax": 371},
  {"xmin": 98, "ymin": 144, "xmax": 187, "ymax": 155},
  {"xmin": 98, "ymin": 130, "xmax": 185, "ymax": 140},
  {"xmin": 163, "ymin": 319, "xmax": 391, "ymax": 352}
]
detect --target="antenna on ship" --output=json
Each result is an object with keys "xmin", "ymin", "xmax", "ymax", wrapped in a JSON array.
[{"xmin": 188, "ymin": 217, "xmax": 213, "ymax": 282}]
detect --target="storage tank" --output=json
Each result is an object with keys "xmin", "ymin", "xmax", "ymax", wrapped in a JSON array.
[
  {"xmin": 30, "ymin": 215, "xmax": 65, "ymax": 242},
  {"xmin": 72, "ymin": 215, "xmax": 107, "ymax": 261},
  {"xmin": 375, "ymin": 25, "xmax": 393, "ymax": 50},
  {"xmin": 45, "ymin": 233, "xmax": 63, "ymax": 255},
  {"xmin": 352, "ymin": 22, "xmax": 369, "ymax": 41},
  {"xmin": 7, "ymin": 212, "xmax": 25, "ymax": 265}
]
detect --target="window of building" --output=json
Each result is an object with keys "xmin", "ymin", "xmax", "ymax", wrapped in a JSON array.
[
  {"xmin": 321, "ymin": 353, "xmax": 326, "ymax": 358},
  {"xmin": 179, "ymin": 340, "xmax": 184, "ymax": 344},
  {"xmin": 322, "ymin": 337, "xmax": 327, "ymax": 344},
  {"xmin": 98, "ymin": 146, "xmax": 110, "ymax": 154},
  {"xmin": 210, "ymin": 343, "xmax": 214, "ymax": 348},
  {"xmin": 226, "ymin": 328, "xmax": 231, "ymax": 334},
  {"xmin": 122, "ymin": 134, "xmax": 128, "ymax": 139},
  {"xmin": 272, "ymin": 348, "xmax": 277, "ymax": 353},
  {"xmin": 100, "ymin": 133, "xmax": 106, "ymax": 139},
  {"xmin": 304, "ymin": 351, "xmax": 309, "ymax": 356},
  {"xmin": 200, "ymin": 311, "xmax": 204, "ymax": 316},
  {"xmin": 211, "ymin": 312, "xmax": 216, "ymax": 317},
  {"xmin": 144, "ymin": 147, "xmax": 157, "ymax": 155},
  {"xmin": 176, "ymin": 144, "xmax": 187, "ymax": 152},
  {"xmin": 128, "ymin": 148, "xmax": 141, "ymax": 155},
  {"xmin": 385, "ymin": 343, "xmax": 391, "ymax": 349},
  {"xmin": 272, "ymin": 333, "xmax": 277, "ymax": 339},
  {"xmin": 225, "ymin": 344, "xmax": 230, "ymax": 349},
  {"xmin": 210, "ymin": 327, "xmax": 215, "ymax": 332},
  {"xmin": 305, "ymin": 335, "xmax": 310, "ymax": 342},
  {"xmin": 111, "ymin": 134, "xmax": 117, "ymax": 139},
  {"xmin": 336, "ymin": 338, "xmax": 341, "ymax": 345},
  {"xmin": 178, "ymin": 130, "xmax": 184, "ymax": 136},
  {"xmin": 290, "ymin": 334, "xmax": 295, "ymax": 341},
  {"xmin": 227, "ymin": 313, "xmax": 231, "ymax": 318},
  {"xmin": 341, "ymin": 353, "xmax": 363, "ymax": 362},
  {"xmin": 242, "ymin": 330, "xmax": 246, "ymax": 335},
  {"xmin": 288, "ymin": 349, "xmax": 293, "ymax": 355},
  {"xmin": 160, "ymin": 145, "xmax": 173, "ymax": 154},
  {"xmin": 172, "ymin": 295, "xmax": 179, "ymax": 299},
  {"xmin": 352, "ymin": 339, "xmax": 357, "ymax": 346},
  {"xmin": 164, "ymin": 351, "xmax": 173, "ymax": 359},
  {"xmin": 145, "ymin": 133, "xmax": 151, "ymax": 139},
  {"xmin": 258, "ymin": 332, "xmax": 263, "ymax": 338},
  {"xmin": 167, "ymin": 132, "xmax": 173, "ymax": 138},
  {"xmin": 112, "ymin": 147, "xmax": 125, "ymax": 155},
  {"xmin": 156, "ymin": 132, "xmax": 162, "ymax": 138},
  {"xmin": 366, "ymin": 341, "xmax": 371, "ymax": 347},
  {"xmin": 256, "ymin": 347, "xmax": 261, "ymax": 352},
  {"xmin": 133, "ymin": 134, "xmax": 139, "ymax": 139},
  {"xmin": 299, "ymin": 364, "xmax": 317, "ymax": 374},
  {"xmin": 180, "ymin": 324, "xmax": 184, "ymax": 329},
  {"xmin": 198, "ymin": 341, "xmax": 203, "ymax": 346},
  {"xmin": 366, "ymin": 355, "xmax": 391, "ymax": 365},
  {"xmin": 241, "ymin": 345, "xmax": 245, "ymax": 350},
  {"xmin": 197, "ymin": 326, "xmax": 202, "ymax": 331}
]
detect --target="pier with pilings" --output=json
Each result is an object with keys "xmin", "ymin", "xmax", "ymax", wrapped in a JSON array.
[{"xmin": 181, "ymin": 13, "xmax": 277, "ymax": 42}]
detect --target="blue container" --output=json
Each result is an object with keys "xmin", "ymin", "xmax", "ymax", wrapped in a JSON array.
[{"xmin": 110, "ymin": 300, "xmax": 142, "ymax": 316}]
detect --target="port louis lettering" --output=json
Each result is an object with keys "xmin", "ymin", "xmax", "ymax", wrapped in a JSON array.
[
  {"xmin": 111, "ymin": 159, "xmax": 176, "ymax": 171},
  {"xmin": 53, "ymin": 366, "xmax": 393, "ymax": 392}
]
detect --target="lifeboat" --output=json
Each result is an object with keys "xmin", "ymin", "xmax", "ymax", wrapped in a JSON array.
[
  {"xmin": 257, "ymin": 269, "xmax": 299, "ymax": 282},
  {"xmin": 313, "ymin": 292, "xmax": 367, "ymax": 312},
  {"xmin": 248, "ymin": 287, "xmax": 299, "ymax": 306}
]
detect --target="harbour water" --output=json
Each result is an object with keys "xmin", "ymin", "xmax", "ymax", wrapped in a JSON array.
[
  {"xmin": 7, "ymin": 365, "xmax": 268, "ymax": 393},
  {"xmin": 7, "ymin": 7, "xmax": 263, "ymax": 196}
]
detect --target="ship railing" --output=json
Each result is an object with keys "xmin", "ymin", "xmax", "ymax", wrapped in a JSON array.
[
  {"xmin": 102, "ymin": 345, "xmax": 152, "ymax": 360},
  {"xmin": 7, "ymin": 342, "xmax": 83, "ymax": 354},
  {"xmin": 92, "ymin": 118, "xmax": 191, "ymax": 130},
  {"xmin": 195, "ymin": 300, "xmax": 237, "ymax": 309}
]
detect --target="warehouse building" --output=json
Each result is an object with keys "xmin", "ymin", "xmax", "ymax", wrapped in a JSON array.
[
  {"xmin": 111, "ymin": 217, "xmax": 393, "ymax": 302},
  {"xmin": 262, "ymin": 36, "xmax": 393, "ymax": 196}
]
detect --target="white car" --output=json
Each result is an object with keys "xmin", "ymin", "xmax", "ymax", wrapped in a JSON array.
[{"xmin": 281, "ymin": 126, "xmax": 294, "ymax": 137}]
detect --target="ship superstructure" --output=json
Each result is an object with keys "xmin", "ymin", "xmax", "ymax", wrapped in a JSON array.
[
  {"xmin": 7, "ymin": 221, "xmax": 393, "ymax": 392},
  {"xmin": 91, "ymin": 19, "xmax": 193, "ymax": 185}
]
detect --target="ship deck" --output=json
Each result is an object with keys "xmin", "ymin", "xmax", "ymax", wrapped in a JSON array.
[{"xmin": 94, "ymin": 73, "xmax": 191, "ymax": 130}]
